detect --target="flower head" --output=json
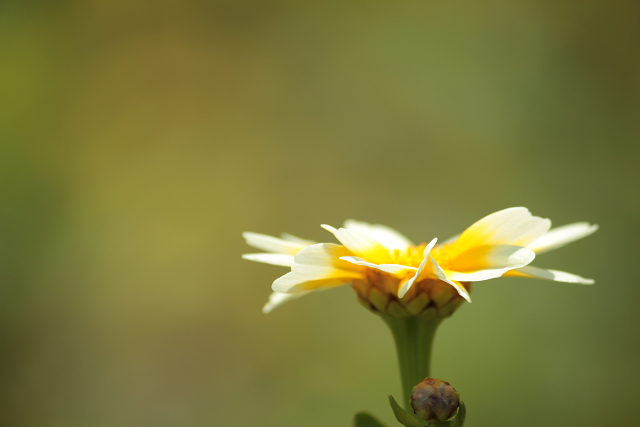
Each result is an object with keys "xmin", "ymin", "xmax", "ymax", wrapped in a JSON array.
[{"xmin": 243, "ymin": 208, "xmax": 597, "ymax": 317}]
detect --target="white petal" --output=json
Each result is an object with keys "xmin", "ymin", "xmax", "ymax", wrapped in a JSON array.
[
  {"xmin": 321, "ymin": 224, "xmax": 337, "ymax": 233},
  {"xmin": 449, "ymin": 245, "xmax": 536, "ymax": 272},
  {"xmin": 273, "ymin": 243, "xmax": 362, "ymax": 293},
  {"xmin": 242, "ymin": 253, "xmax": 295, "ymax": 267},
  {"xmin": 242, "ymin": 232, "xmax": 308, "ymax": 255},
  {"xmin": 398, "ymin": 238, "xmax": 438, "ymax": 297},
  {"xmin": 280, "ymin": 233, "xmax": 317, "ymax": 246},
  {"xmin": 272, "ymin": 264, "xmax": 361, "ymax": 293},
  {"xmin": 343, "ymin": 219, "xmax": 415, "ymax": 251},
  {"xmin": 445, "ymin": 269, "xmax": 513, "ymax": 282},
  {"xmin": 262, "ymin": 291, "xmax": 311, "ymax": 313},
  {"xmin": 504, "ymin": 265, "xmax": 594, "ymax": 284},
  {"xmin": 427, "ymin": 257, "xmax": 472, "ymax": 302},
  {"xmin": 330, "ymin": 227, "xmax": 393, "ymax": 264},
  {"xmin": 293, "ymin": 243, "xmax": 356, "ymax": 268},
  {"xmin": 527, "ymin": 223, "xmax": 598, "ymax": 255},
  {"xmin": 339, "ymin": 256, "xmax": 416, "ymax": 275},
  {"xmin": 450, "ymin": 207, "xmax": 551, "ymax": 257}
]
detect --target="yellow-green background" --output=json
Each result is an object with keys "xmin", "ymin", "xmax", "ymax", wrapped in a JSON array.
[{"xmin": 1, "ymin": 1, "xmax": 638, "ymax": 426}]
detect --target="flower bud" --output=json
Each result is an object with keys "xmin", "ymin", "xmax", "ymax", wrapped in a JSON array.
[{"xmin": 410, "ymin": 378, "xmax": 460, "ymax": 422}]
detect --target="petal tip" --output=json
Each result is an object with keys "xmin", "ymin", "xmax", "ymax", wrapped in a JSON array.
[
  {"xmin": 451, "ymin": 280, "xmax": 472, "ymax": 303},
  {"xmin": 424, "ymin": 237, "xmax": 438, "ymax": 254},
  {"xmin": 518, "ymin": 247, "xmax": 537, "ymax": 265},
  {"xmin": 321, "ymin": 224, "xmax": 337, "ymax": 233},
  {"xmin": 398, "ymin": 281, "xmax": 411, "ymax": 298},
  {"xmin": 271, "ymin": 277, "xmax": 291, "ymax": 294}
]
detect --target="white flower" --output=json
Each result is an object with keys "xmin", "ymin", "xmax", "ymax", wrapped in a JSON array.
[{"xmin": 243, "ymin": 208, "xmax": 597, "ymax": 315}]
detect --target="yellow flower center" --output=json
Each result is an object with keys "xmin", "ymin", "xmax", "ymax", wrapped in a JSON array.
[
  {"xmin": 390, "ymin": 243, "xmax": 428, "ymax": 267},
  {"xmin": 389, "ymin": 242, "xmax": 455, "ymax": 272},
  {"xmin": 429, "ymin": 243, "xmax": 454, "ymax": 271}
]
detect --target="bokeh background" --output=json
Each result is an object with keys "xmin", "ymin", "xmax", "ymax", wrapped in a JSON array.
[{"xmin": 1, "ymin": 1, "xmax": 639, "ymax": 426}]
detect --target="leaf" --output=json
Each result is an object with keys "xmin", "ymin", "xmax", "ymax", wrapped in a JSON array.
[
  {"xmin": 388, "ymin": 395, "xmax": 424, "ymax": 427},
  {"xmin": 353, "ymin": 411, "xmax": 388, "ymax": 427}
]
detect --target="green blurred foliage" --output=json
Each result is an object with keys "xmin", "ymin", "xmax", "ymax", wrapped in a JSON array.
[{"xmin": 0, "ymin": 1, "xmax": 638, "ymax": 426}]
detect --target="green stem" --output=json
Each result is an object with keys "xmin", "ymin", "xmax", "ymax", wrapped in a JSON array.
[{"xmin": 381, "ymin": 315, "xmax": 442, "ymax": 412}]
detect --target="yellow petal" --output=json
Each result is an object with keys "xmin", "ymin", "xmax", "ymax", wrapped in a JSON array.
[
  {"xmin": 449, "ymin": 207, "xmax": 550, "ymax": 258},
  {"xmin": 442, "ymin": 244, "xmax": 535, "ymax": 283},
  {"xmin": 448, "ymin": 244, "xmax": 536, "ymax": 272}
]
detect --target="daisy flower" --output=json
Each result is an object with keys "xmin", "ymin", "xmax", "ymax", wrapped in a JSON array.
[{"xmin": 243, "ymin": 207, "xmax": 597, "ymax": 317}]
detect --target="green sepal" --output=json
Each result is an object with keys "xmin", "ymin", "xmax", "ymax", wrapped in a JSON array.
[
  {"xmin": 353, "ymin": 411, "xmax": 388, "ymax": 427},
  {"xmin": 388, "ymin": 395, "xmax": 424, "ymax": 427},
  {"xmin": 453, "ymin": 401, "xmax": 466, "ymax": 427}
]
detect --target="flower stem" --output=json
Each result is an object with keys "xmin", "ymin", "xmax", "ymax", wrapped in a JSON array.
[{"xmin": 381, "ymin": 315, "xmax": 442, "ymax": 412}]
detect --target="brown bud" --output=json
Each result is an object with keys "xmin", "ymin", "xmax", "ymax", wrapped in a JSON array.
[{"xmin": 410, "ymin": 378, "xmax": 460, "ymax": 422}]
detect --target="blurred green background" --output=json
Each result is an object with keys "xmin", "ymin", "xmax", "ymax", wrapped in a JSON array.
[{"xmin": 1, "ymin": 1, "xmax": 638, "ymax": 426}]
